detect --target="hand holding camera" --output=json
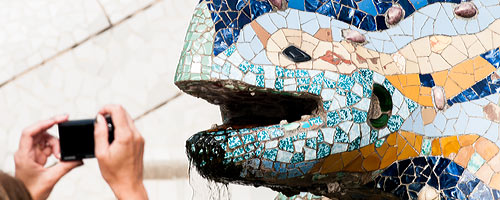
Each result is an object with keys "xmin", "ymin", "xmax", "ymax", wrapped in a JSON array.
[
  {"xmin": 94, "ymin": 105, "xmax": 147, "ymax": 200},
  {"xmin": 14, "ymin": 105, "xmax": 147, "ymax": 200}
]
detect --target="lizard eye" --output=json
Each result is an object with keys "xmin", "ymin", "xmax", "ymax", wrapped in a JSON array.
[
  {"xmin": 368, "ymin": 84, "xmax": 393, "ymax": 129},
  {"xmin": 282, "ymin": 45, "xmax": 311, "ymax": 63}
]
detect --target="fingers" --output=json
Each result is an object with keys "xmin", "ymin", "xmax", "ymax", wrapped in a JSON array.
[
  {"xmin": 18, "ymin": 115, "xmax": 68, "ymax": 155},
  {"xmin": 47, "ymin": 160, "xmax": 83, "ymax": 183},
  {"xmin": 94, "ymin": 114, "xmax": 110, "ymax": 158},
  {"xmin": 45, "ymin": 134, "xmax": 61, "ymax": 159},
  {"xmin": 99, "ymin": 104, "xmax": 134, "ymax": 142},
  {"xmin": 99, "ymin": 105, "xmax": 130, "ymax": 130}
]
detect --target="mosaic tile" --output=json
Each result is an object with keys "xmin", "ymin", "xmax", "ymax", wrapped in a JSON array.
[{"xmin": 178, "ymin": 0, "xmax": 500, "ymax": 198}]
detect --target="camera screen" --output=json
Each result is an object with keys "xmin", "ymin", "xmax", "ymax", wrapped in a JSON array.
[{"xmin": 58, "ymin": 119, "xmax": 96, "ymax": 161}]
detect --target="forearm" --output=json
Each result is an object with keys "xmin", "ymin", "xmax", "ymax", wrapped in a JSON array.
[{"xmin": 109, "ymin": 182, "xmax": 148, "ymax": 200}]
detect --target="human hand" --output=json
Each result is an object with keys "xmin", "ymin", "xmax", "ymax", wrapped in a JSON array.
[
  {"xmin": 14, "ymin": 115, "xmax": 83, "ymax": 200},
  {"xmin": 94, "ymin": 105, "xmax": 147, "ymax": 200}
]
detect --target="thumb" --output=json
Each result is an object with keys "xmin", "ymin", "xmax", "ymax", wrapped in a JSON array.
[
  {"xmin": 94, "ymin": 114, "xmax": 109, "ymax": 158},
  {"xmin": 47, "ymin": 161, "xmax": 83, "ymax": 182}
]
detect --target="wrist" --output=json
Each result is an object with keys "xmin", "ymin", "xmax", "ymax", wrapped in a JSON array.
[{"xmin": 109, "ymin": 181, "xmax": 148, "ymax": 200}]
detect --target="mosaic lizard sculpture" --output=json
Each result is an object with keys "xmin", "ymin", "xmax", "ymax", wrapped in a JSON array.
[{"xmin": 175, "ymin": 0, "xmax": 500, "ymax": 199}]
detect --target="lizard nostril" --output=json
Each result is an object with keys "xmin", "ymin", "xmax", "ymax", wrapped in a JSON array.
[{"xmin": 282, "ymin": 45, "xmax": 312, "ymax": 63}]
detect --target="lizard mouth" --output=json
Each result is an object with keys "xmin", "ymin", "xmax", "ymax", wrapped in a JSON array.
[
  {"xmin": 177, "ymin": 79, "xmax": 324, "ymax": 183},
  {"xmin": 177, "ymin": 80, "xmax": 324, "ymax": 132}
]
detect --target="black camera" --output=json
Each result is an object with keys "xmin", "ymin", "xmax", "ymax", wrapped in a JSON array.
[{"xmin": 58, "ymin": 117, "xmax": 114, "ymax": 161}]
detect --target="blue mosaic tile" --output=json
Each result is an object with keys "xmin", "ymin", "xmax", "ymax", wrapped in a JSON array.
[
  {"xmin": 323, "ymin": 101, "xmax": 332, "ymax": 110},
  {"xmin": 317, "ymin": 129, "xmax": 324, "ymax": 143},
  {"xmin": 337, "ymin": 74, "xmax": 355, "ymax": 91},
  {"xmin": 228, "ymin": 136, "xmax": 243, "ymax": 149},
  {"xmin": 327, "ymin": 111, "xmax": 341, "ymax": 127},
  {"xmin": 242, "ymin": 134, "xmax": 256, "ymax": 144},
  {"xmin": 271, "ymin": 129, "xmax": 284, "ymax": 138},
  {"xmin": 334, "ymin": 127, "xmax": 349, "ymax": 143},
  {"xmin": 233, "ymin": 147, "xmax": 245, "ymax": 157},
  {"xmin": 351, "ymin": 108, "xmax": 368, "ymax": 123},
  {"xmin": 348, "ymin": 137, "xmax": 361, "ymax": 151},
  {"xmin": 308, "ymin": 84, "xmax": 322, "ymax": 95},
  {"xmin": 339, "ymin": 108, "xmax": 353, "ymax": 121},
  {"xmin": 262, "ymin": 149, "xmax": 278, "ymax": 161},
  {"xmin": 387, "ymin": 115, "xmax": 404, "ymax": 132},
  {"xmin": 309, "ymin": 116, "xmax": 323, "ymax": 126},
  {"xmin": 245, "ymin": 144, "xmax": 255, "ymax": 152},
  {"xmin": 383, "ymin": 79, "xmax": 395, "ymax": 95},
  {"xmin": 297, "ymin": 85, "xmax": 309, "ymax": 92},
  {"xmin": 291, "ymin": 153, "xmax": 305, "ymax": 164},
  {"xmin": 279, "ymin": 137, "xmax": 295, "ymax": 152},
  {"xmin": 297, "ymin": 77, "xmax": 311, "ymax": 85},
  {"xmin": 306, "ymin": 138, "xmax": 317, "ymax": 149},
  {"xmin": 317, "ymin": 143, "xmax": 331, "ymax": 159},
  {"xmin": 257, "ymin": 131, "xmax": 270, "ymax": 141},
  {"xmin": 323, "ymin": 78, "xmax": 336, "ymax": 88},
  {"xmin": 275, "ymin": 78, "xmax": 284, "ymax": 91},
  {"xmin": 419, "ymin": 74, "xmax": 435, "ymax": 87},
  {"xmin": 249, "ymin": 64, "xmax": 264, "ymax": 74},
  {"xmin": 346, "ymin": 92, "xmax": 362, "ymax": 106},
  {"xmin": 481, "ymin": 47, "xmax": 500, "ymax": 69},
  {"xmin": 275, "ymin": 66, "xmax": 284, "ymax": 77},
  {"xmin": 371, "ymin": 130, "xmax": 379, "ymax": 145},
  {"xmin": 256, "ymin": 75, "xmax": 265, "ymax": 87},
  {"xmin": 405, "ymin": 98, "xmax": 418, "ymax": 112}
]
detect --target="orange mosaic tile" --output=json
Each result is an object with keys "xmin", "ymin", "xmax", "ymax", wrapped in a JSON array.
[
  {"xmin": 459, "ymin": 135, "xmax": 479, "ymax": 146},
  {"xmin": 362, "ymin": 153, "xmax": 381, "ymax": 171},
  {"xmin": 313, "ymin": 28, "xmax": 333, "ymax": 42},
  {"xmin": 490, "ymin": 173, "xmax": 500, "ymax": 190},
  {"xmin": 443, "ymin": 78, "xmax": 463, "ymax": 99},
  {"xmin": 489, "ymin": 153, "xmax": 500, "ymax": 173},
  {"xmin": 385, "ymin": 75, "xmax": 403, "ymax": 92},
  {"xmin": 419, "ymin": 87, "xmax": 432, "ymax": 96},
  {"xmin": 344, "ymin": 156, "xmax": 364, "ymax": 172},
  {"xmin": 319, "ymin": 153, "xmax": 342, "ymax": 174},
  {"xmin": 441, "ymin": 136, "xmax": 460, "ymax": 158},
  {"xmin": 414, "ymin": 135, "xmax": 423, "ymax": 153},
  {"xmin": 405, "ymin": 74, "xmax": 420, "ymax": 86},
  {"xmin": 450, "ymin": 72, "xmax": 476, "ymax": 90},
  {"xmin": 400, "ymin": 131, "xmax": 415, "ymax": 146},
  {"xmin": 360, "ymin": 144, "xmax": 375, "ymax": 158},
  {"xmin": 398, "ymin": 74, "xmax": 408, "ymax": 86},
  {"xmin": 431, "ymin": 138, "xmax": 442, "ymax": 156},
  {"xmin": 377, "ymin": 142, "xmax": 389, "ymax": 157},
  {"xmin": 431, "ymin": 70, "xmax": 449, "ymax": 86},
  {"xmin": 476, "ymin": 163, "xmax": 494, "ymax": 184},
  {"xmin": 417, "ymin": 95, "xmax": 433, "ymax": 107},
  {"xmin": 403, "ymin": 86, "xmax": 421, "ymax": 103},
  {"xmin": 396, "ymin": 133, "xmax": 407, "ymax": 154},
  {"xmin": 380, "ymin": 147, "xmax": 398, "ymax": 169},
  {"xmin": 475, "ymin": 137, "xmax": 500, "ymax": 161},
  {"xmin": 386, "ymin": 133, "xmax": 397, "ymax": 146},
  {"xmin": 451, "ymin": 58, "xmax": 475, "ymax": 74},
  {"xmin": 454, "ymin": 145, "xmax": 474, "ymax": 167},
  {"xmin": 341, "ymin": 150, "xmax": 361, "ymax": 165},
  {"xmin": 397, "ymin": 144, "xmax": 419, "ymax": 160},
  {"xmin": 422, "ymin": 107, "xmax": 437, "ymax": 125},
  {"xmin": 250, "ymin": 21, "xmax": 270, "ymax": 47},
  {"xmin": 311, "ymin": 131, "xmax": 500, "ymax": 191}
]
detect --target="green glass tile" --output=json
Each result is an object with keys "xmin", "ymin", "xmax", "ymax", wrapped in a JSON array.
[
  {"xmin": 375, "ymin": 138, "xmax": 385, "ymax": 148},
  {"xmin": 421, "ymin": 139, "xmax": 432, "ymax": 155},
  {"xmin": 468, "ymin": 153, "xmax": 485, "ymax": 173}
]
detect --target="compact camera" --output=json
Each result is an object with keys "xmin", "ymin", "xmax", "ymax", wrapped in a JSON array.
[{"xmin": 58, "ymin": 117, "xmax": 114, "ymax": 161}]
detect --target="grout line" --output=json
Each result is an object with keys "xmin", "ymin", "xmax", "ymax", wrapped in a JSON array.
[
  {"xmin": 96, "ymin": 0, "xmax": 113, "ymax": 25},
  {"xmin": 0, "ymin": 0, "xmax": 164, "ymax": 89},
  {"xmin": 134, "ymin": 92, "xmax": 183, "ymax": 121}
]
